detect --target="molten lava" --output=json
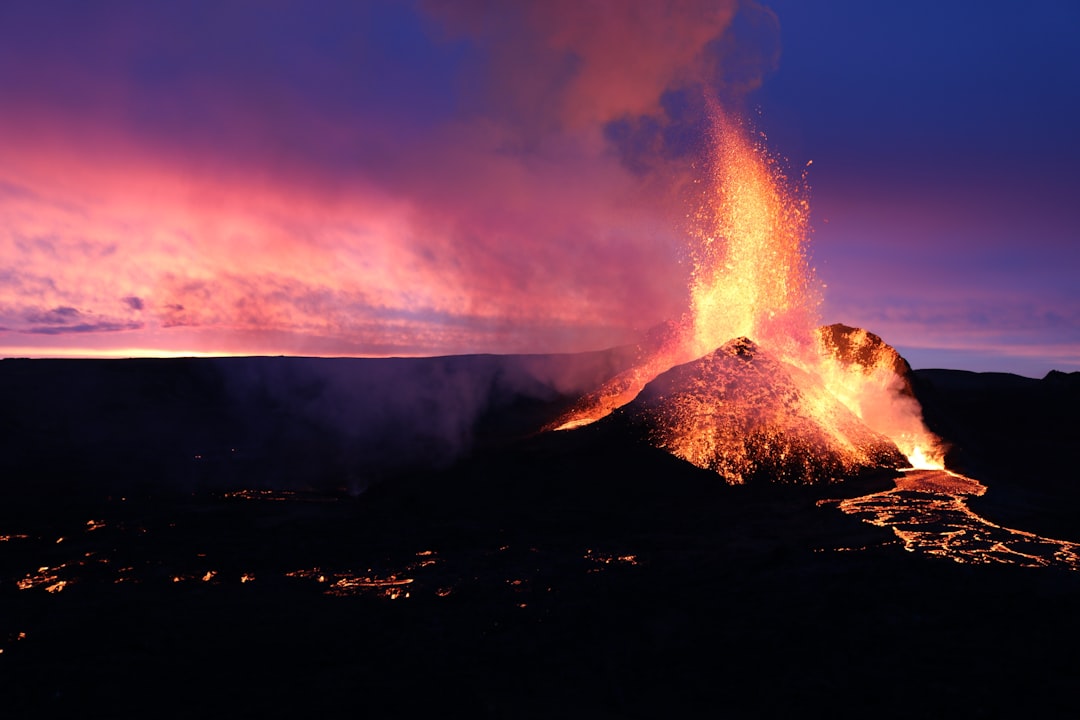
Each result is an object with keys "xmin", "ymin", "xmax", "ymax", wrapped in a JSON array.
[
  {"xmin": 550, "ymin": 105, "xmax": 944, "ymax": 481},
  {"xmin": 822, "ymin": 469, "xmax": 1080, "ymax": 570},
  {"xmin": 616, "ymin": 337, "xmax": 906, "ymax": 483},
  {"xmin": 812, "ymin": 324, "xmax": 944, "ymax": 467},
  {"xmin": 687, "ymin": 109, "xmax": 818, "ymax": 358}
]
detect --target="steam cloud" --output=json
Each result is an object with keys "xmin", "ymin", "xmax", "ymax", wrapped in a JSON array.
[{"xmin": 0, "ymin": 0, "xmax": 782, "ymax": 358}]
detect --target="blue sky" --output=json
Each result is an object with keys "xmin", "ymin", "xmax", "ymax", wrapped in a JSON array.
[{"xmin": 756, "ymin": 0, "xmax": 1080, "ymax": 374}]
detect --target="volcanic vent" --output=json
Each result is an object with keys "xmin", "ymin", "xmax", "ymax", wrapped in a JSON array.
[{"xmin": 602, "ymin": 337, "xmax": 906, "ymax": 484}]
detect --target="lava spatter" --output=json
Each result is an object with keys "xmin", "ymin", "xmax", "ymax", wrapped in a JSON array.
[{"xmin": 609, "ymin": 337, "xmax": 905, "ymax": 484}]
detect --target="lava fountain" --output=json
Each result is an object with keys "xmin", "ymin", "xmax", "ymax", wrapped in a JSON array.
[
  {"xmin": 551, "ymin": 105, "xmax": 943, "ymax": 481},
  {"xmin": 686, "ymin": 108, "xmax": 818, "ymax": 359}
]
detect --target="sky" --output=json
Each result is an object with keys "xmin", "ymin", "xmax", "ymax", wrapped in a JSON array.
[{"xmin": 1, "ymin": 0, "xmax": 1077, "ymax": 376}]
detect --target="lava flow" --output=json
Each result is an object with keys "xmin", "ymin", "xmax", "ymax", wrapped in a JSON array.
[
  {"xmin": 550, "ymin": 105, "xmax": 942, "ymax": 481},
  {"xmin": 821, "ymin": 469, "xmax": 1080, "ymax": 570}
]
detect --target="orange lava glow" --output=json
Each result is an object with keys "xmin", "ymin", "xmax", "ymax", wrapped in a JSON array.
[
  {"xmin": 906, "ymin": 446, "xmax": 943, "ymax": 470},
  {"xmin": 551, "ymin": 336, "xmax": 688, "ymax": 431},
  {"xmin": 17, "ymin": 566, "xmax": 70, "ymax": 592},
  {"xmin": 810, "ymin": 325, "xmax": 945, "ymax": 467},
  {"xmin": 823, "ymin": 469, "xmax": 1080, "ymax": 569},
  {"xmin": 687, "ymin": 108, "xmax": 817, "ymax": 358},
  {"xmin": 551, "ymin": 108, "xmax": 942, "ymax": 480}
]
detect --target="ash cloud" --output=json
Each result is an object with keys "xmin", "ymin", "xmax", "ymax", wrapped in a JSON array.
[
  {"xmin": 605, "ymin": 2, "xmax": 780, "ymax": 176},
  {"xmin": 424, "ymin": 0, "xmax": 741, "ymax": 131}
]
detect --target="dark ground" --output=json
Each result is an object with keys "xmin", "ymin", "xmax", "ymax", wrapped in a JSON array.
[{"xmin": 1, "ymin": 356, "xmax": 1078, "ymax": 718}]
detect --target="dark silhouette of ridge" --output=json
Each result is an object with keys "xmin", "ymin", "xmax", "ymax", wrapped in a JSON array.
[
  {"xmin": 912, "ymin": 366, "xmax": 1080, "ymax": 539},
  {"xmin": 2, "ymin": 338, "xmax": 1080, "ymax": 718}
]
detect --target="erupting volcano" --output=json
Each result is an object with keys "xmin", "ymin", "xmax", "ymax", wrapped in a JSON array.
[
  {"xmin": 551, "ymin": 108, "xmax": 943, "ymax": 482},
  {"xmin": 611, "ymin": 336, "xmax": 907, "ymax": 483}
]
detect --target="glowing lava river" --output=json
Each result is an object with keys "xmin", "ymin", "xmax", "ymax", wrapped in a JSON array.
[{"xmin": 821, "ymin": 468, "xmax": 1080, "ymax": 570}]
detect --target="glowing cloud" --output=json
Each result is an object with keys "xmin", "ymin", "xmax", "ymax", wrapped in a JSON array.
[{"xmin": 1, "ymin": 1, "xmax": 788, "ymax": 357}]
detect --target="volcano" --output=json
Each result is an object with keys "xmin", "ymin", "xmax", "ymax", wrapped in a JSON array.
[
  {"xmin": 546, "ymin": 110, "xmax": 943, "ymax": 477},
  {"xmin": 595, "ymin": 336, "xmax": 907, "ymax": 484}
]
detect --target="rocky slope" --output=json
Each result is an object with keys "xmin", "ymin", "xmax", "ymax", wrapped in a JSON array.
[{"xmin": 605, "ymin": 337, "xmax": 906, "ymax": 484}]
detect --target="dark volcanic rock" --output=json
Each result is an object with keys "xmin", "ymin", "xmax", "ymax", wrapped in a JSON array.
[
  {"xmin": 913, "ymin": 368, "xmax": 1077, "ymax": 481},
  {"xmin": 605, "ymin": 337, "xmax": 906, "ymax": 484},
  {"xmin": 913, "ymin": 367, "xmax": 1080, "ymax": 539},
  {"xmin": 3, "ymin": 353, "xmax": 1080, "ymax": 718},
  {"xmin": 0, "ymin": 351, "xmax": 636, "ymax": 498}
]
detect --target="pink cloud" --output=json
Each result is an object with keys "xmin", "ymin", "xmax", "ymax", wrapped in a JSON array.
[{"xmin": 0, "ymin": 118, "xmax": 692, "ymax": 355}]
